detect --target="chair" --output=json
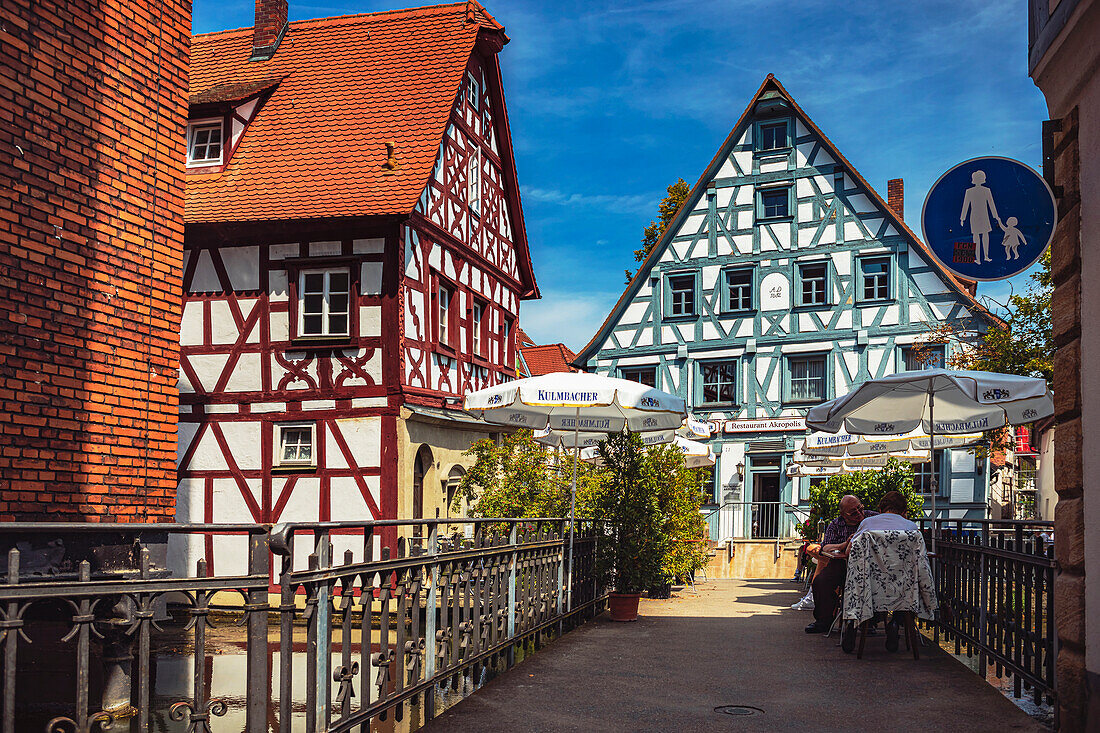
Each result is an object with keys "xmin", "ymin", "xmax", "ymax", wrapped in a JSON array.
[{"xmin": 841, "ymin": 530, "xmax": 937, "ymax": 660}]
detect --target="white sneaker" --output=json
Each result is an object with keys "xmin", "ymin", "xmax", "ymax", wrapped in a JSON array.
[{"xmin": 791, "ymin": 591, "xmax": 815, "ymax": 610}]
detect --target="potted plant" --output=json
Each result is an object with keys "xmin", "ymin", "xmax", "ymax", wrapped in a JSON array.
[{"xmin": 594, "ymin": 431, "xmax": 665, "ymax": 621}]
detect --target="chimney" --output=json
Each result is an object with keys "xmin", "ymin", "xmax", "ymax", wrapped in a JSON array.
[
  {"xmin": 887, "ymin": 178, "xmax": 904, "ymax": 221},
  {"xmin": 251, "ymin": 0, "xmax": 288, "ymax": 61}
]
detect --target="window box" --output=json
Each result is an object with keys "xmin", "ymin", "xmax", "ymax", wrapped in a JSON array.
[{"xmin": 274, "ymin": 422, "xmax": 316, "ymax": 469}]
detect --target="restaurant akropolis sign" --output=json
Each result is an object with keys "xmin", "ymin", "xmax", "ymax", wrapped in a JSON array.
[{"xmin": 718, "ymin": 417, "xmax": 806, "ymax": 434}]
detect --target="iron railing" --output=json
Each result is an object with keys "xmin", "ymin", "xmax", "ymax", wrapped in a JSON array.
[
  {"xmin": 702, "ymin": 502, "xmax": 805, "ymax": 542},
  {"xmin": 0, "ymin": 519, "xmax": 607, "ymax": 732},
  {"xmin": 919, "ymin": 518, "xmax": 1056, "ymax": 706}
]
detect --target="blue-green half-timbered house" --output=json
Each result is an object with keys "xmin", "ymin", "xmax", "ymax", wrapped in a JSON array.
[{"xmin": 575, "ymin": 76, "xmax": 1001, "ymax": 536}]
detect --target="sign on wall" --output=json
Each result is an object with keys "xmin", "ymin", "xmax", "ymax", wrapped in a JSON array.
[
  {"xmin": 921, "ymin": 156, "xmax": 1057, "ymax": 282},
  {"xmin": 722, "ymin": 417, "xmax": 805, "ymax": 434}
]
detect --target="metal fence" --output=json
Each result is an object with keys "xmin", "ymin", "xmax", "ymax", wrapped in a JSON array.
[
  {"xmin": 919, "ymin": 519, "xmax": 1056, "ymax": 706},
  {"xmin": 0, "ymin": 519, "xmax": 607, "ymax": 732},
  {"xmin": 702, "ymin": 502, "xmax": 804, "ymax": 542}
]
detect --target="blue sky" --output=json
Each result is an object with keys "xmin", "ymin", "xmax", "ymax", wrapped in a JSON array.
[{"xmin": 193, "ymin": 0, "xmax": 1050, "ymax": 351}]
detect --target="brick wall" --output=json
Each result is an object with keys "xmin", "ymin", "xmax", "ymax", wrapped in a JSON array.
[
  {"xmin": 1048, "ymin": 107, "xmax": 1085, "ymax": 730},
  {"xmin": 0, "ymin": 0, "xmax": 188, "ymax": 521}
]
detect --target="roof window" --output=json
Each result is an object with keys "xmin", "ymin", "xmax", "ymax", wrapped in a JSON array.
[{"xmin": 187, "ymin": 119, "xmax": 224, "ymax": 167}]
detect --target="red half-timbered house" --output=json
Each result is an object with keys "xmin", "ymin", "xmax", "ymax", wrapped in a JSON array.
[{"xmin": 176, "ymin": 0, "xmax": 537, "ymax": 571}]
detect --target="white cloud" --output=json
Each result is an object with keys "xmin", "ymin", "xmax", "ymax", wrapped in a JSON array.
[
  {"xmin": 519, "ymin": 289, "xmax": 623, "ymax": 355},
  {"xmin": 524, "ymin": 187, "xmax": 656, "ymax": 216}
]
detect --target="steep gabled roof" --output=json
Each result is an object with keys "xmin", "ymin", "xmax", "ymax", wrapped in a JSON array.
[
  {"xmin": 188, "ymin": 2, "xmax": 502, "ymax": 222},
  {"xmin": 575, "ymin": 75, "xmax": 1002, "ymax": 364}
]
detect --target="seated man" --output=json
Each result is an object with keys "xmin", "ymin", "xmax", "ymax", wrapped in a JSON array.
[{"xmin": 805, "ymin": 495, "xmax": 876, "ymax": 634}]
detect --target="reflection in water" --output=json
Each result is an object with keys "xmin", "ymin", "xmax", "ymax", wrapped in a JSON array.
[{"xmin": 147, "ymin": 625, "xmax": 540, "ymax": 732}]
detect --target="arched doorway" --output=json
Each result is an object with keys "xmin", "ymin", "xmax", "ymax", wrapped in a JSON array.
[{"xmin": 412, "ymin": 444, "xmax": 433, "ymax": 536}]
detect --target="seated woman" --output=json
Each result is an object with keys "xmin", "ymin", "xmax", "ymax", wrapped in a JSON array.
[
  {"xmin": 835, "ymin": 490, "xmax": 920, "ymax": 652},
  {"xmin": 852, "ymin": 491, "xmax": 917, "ymax": 537}
]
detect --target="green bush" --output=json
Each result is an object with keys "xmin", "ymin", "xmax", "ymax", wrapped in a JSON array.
[
  {"xmin": 455, "ymin": 429, "xmax": 709, "ymax": 593},
  {"xmin": 798, "ymin": 458, "xmax": 924, "ymax": 541}
]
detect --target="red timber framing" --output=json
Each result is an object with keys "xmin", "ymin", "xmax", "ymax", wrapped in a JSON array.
[{"xmin": 179, "ymin": 12, "xmax": 537, "ymax": 577}]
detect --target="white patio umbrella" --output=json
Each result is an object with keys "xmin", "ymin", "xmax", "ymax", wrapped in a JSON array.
[
  {"xmin": 465, "ymin": 372, "xmax": 688, "ymax": 608},
  {"xmin": 579, "ymin": 434, "xmax": 716, "ymax": 469},
  {"xmin": 802, "ymin": 427, "xmax": 983, "ymax": 457},
  {"xmin": 806, "ymin": 368, "xmax": 1054, "ymax": 551}
]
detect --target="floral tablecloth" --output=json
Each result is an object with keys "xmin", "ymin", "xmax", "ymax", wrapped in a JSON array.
[{"xmin": 842, "ymin": 529, "xmax": 937, "ymax": 624}]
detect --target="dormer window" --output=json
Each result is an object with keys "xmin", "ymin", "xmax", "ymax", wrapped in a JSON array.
[{"xmin": 187, "ymin": 119, "xmax": 224, "ymax": 167}]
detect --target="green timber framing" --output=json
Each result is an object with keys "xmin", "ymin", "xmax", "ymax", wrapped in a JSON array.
[{"xmin": 575, "ymin": 75, "xmax": 1005, "ymax": 531}]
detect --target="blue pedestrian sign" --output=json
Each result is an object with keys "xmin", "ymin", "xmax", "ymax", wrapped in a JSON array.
[{"xmin": 921, "ymin": 156, "xmax": 1057, "ymax": 282}]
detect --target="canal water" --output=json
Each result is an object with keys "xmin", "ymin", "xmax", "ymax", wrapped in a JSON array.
[{"xmin": 14, "ymin": 618, "xmax": 553, "ymax": 732}]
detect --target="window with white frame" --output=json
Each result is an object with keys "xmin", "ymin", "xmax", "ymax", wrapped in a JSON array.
[
  {"xmin": 798, "ymin": 262, "xmax": 828, "ymax": 306},
  {"xmin": 187, "ymin": 120, "xmax": 224, "ymax": 166},
  {"xmin": 667, "ymin": 273, "xmax": 696, "ymax": 317},
  {"xmin": 723, "ymin": 268, "xmax": 753, "ymax": 312},
  {"xmin": 298, "ymin": 269, "xmax": 350, "ymax": 337},
  {"xmin": 466, "ymin": 71, "xmax": 479, "ymax": 109},
  {"xmin": 700, "ymin": 360, "xmax": 737, "ymax": 404},
  {"xmin": 471, "ymin": 300, "xmax": 484, "ymax": 356},
  {"xmin": 788, "ymin": 355, "xmax": 826, "ymax": 402},
  {"xmin": 860, "ymin": 257, "xmax": 891, "ymax": 301},
  {"xmin": 275, "ymin": 423, "xmax": 315, "ymax": 467},
  {"xmin": 438, "ymin": 283, "xmax": 452, "ymax": 346},
  {"xmin": 468, "ymin": 149, "xmax": 481, "ymax": 216}
]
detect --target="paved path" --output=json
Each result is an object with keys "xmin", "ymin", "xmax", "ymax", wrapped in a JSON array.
[{"xmin": 426, "ymin": 579, "xmax": 1044, "ymax": 733}]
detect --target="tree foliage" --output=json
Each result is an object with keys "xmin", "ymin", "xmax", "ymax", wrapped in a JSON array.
[
  {"xmin": 798, "ymin": 458, "xmax": 924, "ymax": 541},
  {"xmin": 452, "ymin": 430, "xmax": 603, "ymax": 519},
  {"xmin": 625, "ymin": 178, "xmax": 691, "ymax": 283},
  {"xmin": 914, "ymin": 251, "xmax": 1052, "ymax": 382},
  {"xmin": 455, "ymin": 429, "xmax": 709, "ymax": 593}
]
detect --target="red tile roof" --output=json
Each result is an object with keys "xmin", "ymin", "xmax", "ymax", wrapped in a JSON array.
[
  {"xmin": 187, "ymin": 2, "xmax": 505, "ymax": 223},
  {"xmin": 519, "ymin": 343, "xmax": 579, "ymax": 376},
  {"xmin": 516, "ymin": 327, "xmax": 536, "ymax": 349}
]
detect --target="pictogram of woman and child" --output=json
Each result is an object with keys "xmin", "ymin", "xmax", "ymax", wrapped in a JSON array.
[{"xmin": 960, "ymin": 170, "xmax": 1027, "ymax": 263}]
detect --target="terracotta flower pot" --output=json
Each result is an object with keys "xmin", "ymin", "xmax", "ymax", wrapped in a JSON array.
[{"xmin": 608, "ymin": 591, "xmax": 642, "ymax": 622}]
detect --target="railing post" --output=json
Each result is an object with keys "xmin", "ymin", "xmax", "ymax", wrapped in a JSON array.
[
  {"xmin": 3, "ymin": 549, "xmax": 19, "ymax": 733},
  {"xmin": 247, "ymin": 529, "xmax": 270, "ymax": 733},
  {"xmin": 557, "ymin": 520, "xmax": 566, "ymax": 633},
  {"xmin": 308, "ymin": 532, "xmax": 332, "ymax": 733},
  {"xmin": 424, "ymin": 523, "xmax": 439, "ymax": 720},
  {"xmin": 978, "ymin": 522, "xmax": 989, "ymax": 675},
  {"xmin": 507, "ymin": 522, "xmax": 518, "ymax": 665}
]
